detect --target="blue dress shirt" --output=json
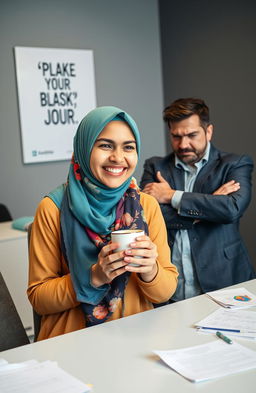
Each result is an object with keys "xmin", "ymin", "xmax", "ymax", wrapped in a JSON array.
[{"xmin": 171, "ymin": 143, "xmax": 210, "ymax": 301}]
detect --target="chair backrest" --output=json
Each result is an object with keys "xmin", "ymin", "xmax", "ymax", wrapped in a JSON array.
[
  {"xmin": 27, "ymin": 223, "xmax": 42, "ymax": 342},
  {"xmin": 0, "ymin": 272, "xmax": 30, "ymax": 351},
  {"xmin": 0, "ymin": 204, "xmax": 12, "ymax": 223}
]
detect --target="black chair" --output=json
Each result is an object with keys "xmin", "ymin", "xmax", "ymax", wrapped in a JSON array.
[
  {"xmin": 0, "ymin": 272, "xmax": 30, "ymax": 351},
  {"xmin": 27, "ymin": 223, "xmax": 42, "ymax": 341},
  {"xmin": 0, "ymin": 204, "xmax": 12, "ymax": 222}
]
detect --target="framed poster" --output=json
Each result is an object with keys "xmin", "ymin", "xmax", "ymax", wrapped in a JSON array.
[{"xmin": 14, "ymin": 47, "xmax": 97, "ymax": 163}]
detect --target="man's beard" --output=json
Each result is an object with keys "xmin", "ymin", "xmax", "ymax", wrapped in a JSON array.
[{"xmin": 176, "ymin": 147, "xmax": 206, "ymax": 165}]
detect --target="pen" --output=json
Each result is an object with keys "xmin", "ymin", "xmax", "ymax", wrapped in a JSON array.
[
  {"xmin": 216, "ymin": 331, "xmax": 233, "ymax": 344},
  {"xmin": 201, "ymin": 326, "xmax": 239, "ymax": 332},
  {"xmin": 200, "ymin": 326, "xmax": 256, "ymax": 333}
]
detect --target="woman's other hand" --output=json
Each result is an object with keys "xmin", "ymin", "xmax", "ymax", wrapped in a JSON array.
[{"xmin": 123, "ymin": 235, "xmax": 158, "ymax": 282}]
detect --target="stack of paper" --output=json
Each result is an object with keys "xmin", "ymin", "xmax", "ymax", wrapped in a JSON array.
[
  {"xmin": 194, "ymin": 308, "xmax": 256, "ymax": 340},
  {"xmin": 206, "ymin": 287, "xmax": 256, "ymax": 309},
  {"xmin": 154, "ymin": 340, "xmax": 256, "ymax": 382},
  {"xmin": 0, "ymin": 359, "xmax": 91, "ymax": 393}
]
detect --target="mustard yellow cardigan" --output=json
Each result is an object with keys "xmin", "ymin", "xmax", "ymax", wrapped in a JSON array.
[{"xmin": 27, "ymin": 192, "xmax": 178, "ymax": 340}]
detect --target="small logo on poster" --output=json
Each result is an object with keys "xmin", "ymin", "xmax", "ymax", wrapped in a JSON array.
[{"xmin": 32, "ymin": 150, "xmax": 54, "ymax": 157}]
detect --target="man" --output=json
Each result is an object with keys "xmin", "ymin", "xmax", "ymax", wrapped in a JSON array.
[{"xmin": 140, "ymin": 97, "xmax": 255, "ymax": 301}]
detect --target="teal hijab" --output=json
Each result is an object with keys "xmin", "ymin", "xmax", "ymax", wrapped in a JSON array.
[{"xmin": 66, "ymin": 106, "xmax": 141, "ymax": 234}]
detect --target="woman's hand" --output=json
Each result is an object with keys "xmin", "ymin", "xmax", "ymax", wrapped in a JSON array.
[
  {"xmin": 91, "ymin": 242, "xmax": 129, "ymax": 287},
  {"xmin": 123, "ymin": 235, "xmax": 158, "ymax": 283},
  {"xmin": 91, "ymin": 235, "xmax": 159, "ymax": 287}
]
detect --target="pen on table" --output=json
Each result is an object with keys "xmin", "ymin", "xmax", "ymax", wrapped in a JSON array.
[
  {"xmin": 216, "ymin": 331, "xmax": 233, "ymax": 344},
  {"xmin": 200, "ymin": 326, "xmax": 256, "ymax": 333}
]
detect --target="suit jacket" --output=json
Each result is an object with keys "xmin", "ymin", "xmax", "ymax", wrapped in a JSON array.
[{"xmin": 140, "ymin": 144, "xmax": 255, "ymax": 293}]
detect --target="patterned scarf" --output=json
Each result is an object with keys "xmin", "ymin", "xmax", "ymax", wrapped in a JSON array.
[
  {"xmin": 83, "ymin": 179, "xmax": 148, "ymax": 325},
  {"xmin": 57, "ymin": 176, "xmax": 148, "ymax": 326}
]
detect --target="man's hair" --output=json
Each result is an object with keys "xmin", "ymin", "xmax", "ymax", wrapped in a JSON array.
[{"xmin": 163, "ymin": 98, "xmax": 210, "ymax": 129}]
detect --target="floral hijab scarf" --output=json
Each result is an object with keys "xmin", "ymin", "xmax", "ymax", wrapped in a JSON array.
[{"xmin": 49, "ymin": 107, "xmax": 148, "ymax": 326}]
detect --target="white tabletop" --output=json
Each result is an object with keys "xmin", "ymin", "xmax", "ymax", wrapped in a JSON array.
[
  {"xmin": 0, "ymin": 221, "xmax": 27, "ymax": 242},
  {"xmin": 1, "ymin": 279, "xmax": 256, "ymax": 393}
]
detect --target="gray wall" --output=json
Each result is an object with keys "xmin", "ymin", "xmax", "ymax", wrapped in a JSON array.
[
  {"xmin": 159, "ymin": 0, "xmax": 256, "ymax": 268},
  {"xmin": 0, "ymin": 0, "xmax": 165, "ymax": 218},
  {"xmin": 1, "ymin": 0, "xmax": 255, "ymax": 269}
]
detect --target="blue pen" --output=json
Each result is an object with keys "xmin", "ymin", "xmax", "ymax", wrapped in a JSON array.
[
  {"xmin": 201, "ymin": 326, "xmax": 240, "ymax": 333},
  {"xmin": 216, "ymin": 331, "xmax": 233, "ymax": 344},
  {"xmin": 201, "ymin": 326, "xmax": 256, "ymax": 333}
]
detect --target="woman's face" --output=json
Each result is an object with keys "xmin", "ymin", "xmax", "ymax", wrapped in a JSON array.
[{"xmin": 90, "ymin": 120, "xmax": 138, "ymax": 188}]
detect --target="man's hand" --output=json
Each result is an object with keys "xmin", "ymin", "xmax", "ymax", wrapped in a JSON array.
[
  {"xmin": 142, "ymin": 171, "xmax": 175, "ymax": 203},
  {"xmin": 213, "ymin": 180, "xmax": 240, "ymax": 195},
  {"xmin": 193, "ymin": 180, "xmax": 240, "ymax": 225}
]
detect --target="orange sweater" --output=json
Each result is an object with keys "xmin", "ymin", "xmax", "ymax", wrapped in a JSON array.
[{"xmin": 27, "ymin": 192, "xmax": 178, "ymax": 340}]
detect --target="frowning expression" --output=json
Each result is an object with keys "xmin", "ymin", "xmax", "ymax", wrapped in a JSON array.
[
  {"xmin": 90, "ymin": 120, "xmax": 138, "ymax": 188},
  {"xmin": 170, "ymin": 114, "xmax": 213, "ymax": 165}
]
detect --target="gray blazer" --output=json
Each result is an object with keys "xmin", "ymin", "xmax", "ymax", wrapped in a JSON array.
[{"xmin": 140, "ymin": 144, "xmax": 255, "ymax": 292}]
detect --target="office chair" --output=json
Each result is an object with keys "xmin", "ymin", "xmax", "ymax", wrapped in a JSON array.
[
  {"xmin": 27, "ymin": 223, "xmax": 42, "ymax": 341},
  {"xmin": 0, "ymin": 203, "xmax": 12, "ymax": 222},
  {"xmin": 0, "ymin": 272, "xmax": 30, "ymax": 351}
]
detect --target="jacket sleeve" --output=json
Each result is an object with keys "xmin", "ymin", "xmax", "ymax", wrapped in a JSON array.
[
  {"xmin": 134, "ymin": 193, "xmax": 178, "ymax": 303},
  {"xmin": 180, "ymin": 155, "xmax": 253, "ymax": 223},
  {"xmin": 140, "ymin": 157, "xmax": 160, "ymax": 189},
  {"xmin": 27, "ymin": 197, "xmax": 80, "ymax": 315},
  {"xmin": 140, "ymin": 157, "xmax": 195, "ymax": 230}
]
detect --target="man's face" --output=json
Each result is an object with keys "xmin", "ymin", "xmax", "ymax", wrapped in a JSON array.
[{"xmin": 169, "ymin": 114, "xmax": 213, "ymax": 165}]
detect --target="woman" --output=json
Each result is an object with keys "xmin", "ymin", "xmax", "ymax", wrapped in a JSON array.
[{"xmin": 27, "ymin": 106, "xmax": 178, "ymax": 340}]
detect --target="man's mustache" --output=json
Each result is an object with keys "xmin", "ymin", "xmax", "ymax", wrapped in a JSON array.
[{"xmin": 178, "ymin": 148, "xmax": 196, "ymax": 154}]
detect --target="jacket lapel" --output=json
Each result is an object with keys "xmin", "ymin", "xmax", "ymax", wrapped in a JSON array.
[
  {"xmin": 165, "ymin": 153, "xmax": 185, "ymax": 190},
  {"xmin": 193, "ymin": 145, "xmax": 220, "ymax": 192}
]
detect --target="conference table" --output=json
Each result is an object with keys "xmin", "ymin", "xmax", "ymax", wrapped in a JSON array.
[{"xmin": 1, "ymin": 279, "xmax": 256, "ymax": 393}]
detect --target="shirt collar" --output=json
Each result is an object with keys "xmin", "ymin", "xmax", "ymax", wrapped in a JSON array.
[{"xmin": 174, "ymin": 142, "xmax": 211, "ymax": 171}]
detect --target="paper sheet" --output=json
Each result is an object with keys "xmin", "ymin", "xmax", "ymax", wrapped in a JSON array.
[
  {"xmin": 194, "ymin": 308, "xmax": 256, "ymax": 336},
  {"xmin": 0, "ymin": 359, "xmax": 91, "ymax": 393},
  {"xmin": 154, "ymin": 341, "xmax": 256, "ymax": 382},
  {"xmin": 206, "ymin": 287, "xmax": 256, "ymax": 309}
]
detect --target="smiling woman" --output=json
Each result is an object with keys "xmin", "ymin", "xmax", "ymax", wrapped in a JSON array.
[{"xmin": 27, "ymin": 106, "xmax": 178, "ymax": 340}]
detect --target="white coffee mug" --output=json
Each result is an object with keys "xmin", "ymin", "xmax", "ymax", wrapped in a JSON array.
[{"xmin": 111, "ymin": 229, "xmax": 144, "ymax": 267}]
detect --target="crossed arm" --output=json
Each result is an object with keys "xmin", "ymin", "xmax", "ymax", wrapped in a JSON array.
[
  {"xmin": 141, "ymin": 155, "xmax": 253, "ymax": 224},
  {"xmin": 142, "ymin": 171, "xmax": 240, "ymax": 203}
]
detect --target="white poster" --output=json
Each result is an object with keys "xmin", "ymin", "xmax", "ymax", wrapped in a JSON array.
[{"xmin": 14, "ymin": 47, "xmax": 97, "ymax": 163}]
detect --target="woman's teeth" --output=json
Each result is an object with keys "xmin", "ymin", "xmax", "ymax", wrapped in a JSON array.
[{"xmin": 105, "ymin": 167, "xmax": 124, "ymax": 174}]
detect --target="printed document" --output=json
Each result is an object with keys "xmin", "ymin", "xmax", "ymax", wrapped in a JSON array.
[
  {"xmin": 0, "ymin": 359, "xmax": 91, "ymax": 393},
  {"xmin": 206, "ymin": 287, "xmax": 256, "ymax": 309},
  {"xmin": 194, "ymin": 308, "xmax": 256, "ymax": 340},
  {"xmin": 154, "ymin": 341, "xmax": 256, "ymax": 382}
]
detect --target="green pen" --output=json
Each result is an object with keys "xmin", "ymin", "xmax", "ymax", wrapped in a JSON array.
[{"xmin": 216, "ymin": 331, "xmax": 233, "ymax": 344}]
